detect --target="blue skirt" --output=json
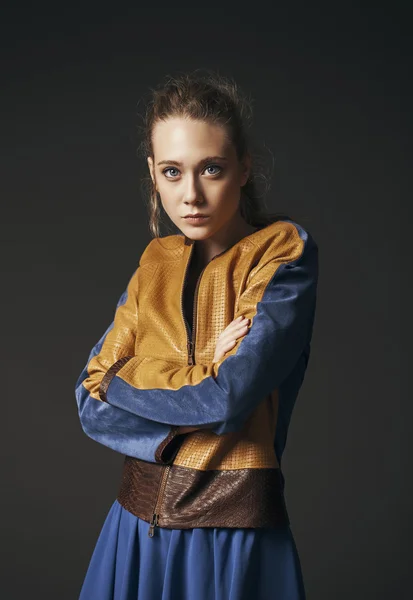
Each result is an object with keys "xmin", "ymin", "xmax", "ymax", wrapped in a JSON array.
[{"xmin": 79, "ymin": 499, "xmax": 306, "ymax": 599}]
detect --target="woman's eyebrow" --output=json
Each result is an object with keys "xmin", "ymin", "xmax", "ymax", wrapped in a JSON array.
[{"xmin": 157, "ymin": 155, "xmax": 228, "ymax": 166}]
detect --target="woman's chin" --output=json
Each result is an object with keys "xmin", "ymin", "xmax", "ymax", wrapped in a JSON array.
[{"xmin": 180, "ymin": 220, "xmax": 213, "ymax": 239}]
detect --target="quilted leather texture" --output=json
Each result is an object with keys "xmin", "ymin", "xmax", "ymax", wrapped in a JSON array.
[
  {"xmin": 117, "ymin": 455, "xmax": 290, "ymax": 529},
  {"xmin": 172, "ymin": 389, "xmax": 280, "ymax": 470}
]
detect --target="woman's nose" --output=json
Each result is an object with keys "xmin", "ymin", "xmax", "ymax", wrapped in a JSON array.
[{"xmin": 182, "ymin": 175, "xmax": 204, "ymax": 204}]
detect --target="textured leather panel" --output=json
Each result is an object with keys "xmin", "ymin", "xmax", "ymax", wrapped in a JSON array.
[
  {"xmin": 117, "ymin": 455, "xmax": 290, "ymax": 529},
  {"xmin": 173, "ymin": 389, "xmax": 280, "ymax": 470},
  {"xmin": 117, "ymin": 455, "xmax": 164, "ymax": 519},
  {"xmin": 133, "ymin": 257, "xmax": 191, "ymax": 366}
]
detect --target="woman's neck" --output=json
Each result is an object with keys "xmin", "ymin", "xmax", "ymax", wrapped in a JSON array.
[{"xmin": 193, "ymin": 211, "xmax": 257, "ymax": 268}]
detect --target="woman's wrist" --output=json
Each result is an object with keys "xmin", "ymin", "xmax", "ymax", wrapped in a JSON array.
[{"xmin": 175, "ymin": 425, "xmax": 202, "ymax": 434}]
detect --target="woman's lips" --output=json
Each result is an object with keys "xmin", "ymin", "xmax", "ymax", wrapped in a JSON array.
[{"xmin": 183, "ymin": 216, "xmax": 210, "ymax": 225}]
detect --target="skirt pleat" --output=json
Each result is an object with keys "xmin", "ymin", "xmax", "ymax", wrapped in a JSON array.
[{"xmin": 79, "ymin": 499, "xmax": 306, "ymax": 600}]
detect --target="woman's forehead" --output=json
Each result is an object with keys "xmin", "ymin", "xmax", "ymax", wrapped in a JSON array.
[{"xmin": 152, "ymin": 118, "xmax": 233, "ymax": 162}]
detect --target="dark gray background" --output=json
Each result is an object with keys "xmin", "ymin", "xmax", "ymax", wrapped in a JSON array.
[{"xmin": 1, "ymin": 3, "xmax": 411, "ymax": 599}]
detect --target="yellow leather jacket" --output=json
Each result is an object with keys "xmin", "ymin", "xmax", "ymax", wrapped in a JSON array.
[{"xmin": 75, "ymin": 216, "xmax": 319, "ymax": 537}]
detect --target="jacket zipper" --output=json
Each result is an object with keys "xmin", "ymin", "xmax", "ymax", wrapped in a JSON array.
[
  {"xmin": 182, "ymin": 244, "xmax": 223, "ymax": 366},
  {"xmin": 182, "ymin": 243, "xmax": 195, "ymax": 365},
  {"xmin": 186, "ymin": 261, "xmax": 209, "ymax": 366},
  {"xmin": 148, "ymin": 464, "xmax": 171, "ymax": 537},
  {"xmin": 148, "ymin": 244, "xmax": 222, "ymax": 538}
]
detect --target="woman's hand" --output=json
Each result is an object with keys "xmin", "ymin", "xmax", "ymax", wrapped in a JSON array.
[
  {"xmin": 175, "ymin": 316, "xmax": 250, "ymax": 435},
  {"xmin": 213, "ymin": 315, "xmax": 250, "ymax": 363}
]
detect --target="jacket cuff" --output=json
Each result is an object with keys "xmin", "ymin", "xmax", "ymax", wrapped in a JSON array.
[
  {"xmin": 154, "ymin": 426, "xmax": 184, "ymax": 465},
  {"xmin": 100, "ymin": 356, "xmax": 185, "ymax": 465},
  {"xmin": 99, "ymin": 356, "xmax": 134, "ymax": 403}
]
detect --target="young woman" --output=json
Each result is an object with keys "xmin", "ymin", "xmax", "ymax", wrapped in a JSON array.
[{"xmin": 75, "ymin": 70, "xmax": 319, "ymax": 600}]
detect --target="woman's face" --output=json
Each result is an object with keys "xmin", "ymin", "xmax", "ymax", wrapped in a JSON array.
[{"xmin": 147, "ymin": 117, "xmax": 250, "ymax": 241}]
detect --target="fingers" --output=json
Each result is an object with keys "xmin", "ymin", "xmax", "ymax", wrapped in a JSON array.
[
  {"xmin": 213, "ymin": 316, "xmax": 250, "ymax": 362},
  {"xmin": 222, "ymin": 316, "xmax": 249, "ymax": 340},
  {"xmin": 226, "ymin": 316, "xmax": 249, "ymax": 333}
]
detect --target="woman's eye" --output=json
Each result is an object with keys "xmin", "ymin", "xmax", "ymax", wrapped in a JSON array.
[
  {"xmin": 204, "ymin": 164, "xmax": 222, "ymax": 175},
  {"xmin": 163, "ymin": 167, "xmax": 180, "ymax": 178},
  {"xmin": 162, "ymin": 164, "xmax": 222, "ymax": 179}
]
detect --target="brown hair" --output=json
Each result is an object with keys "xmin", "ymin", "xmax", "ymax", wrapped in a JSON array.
[{"xmin": 137, "ymin": 68, "xmax": 290, "ymax": 238}]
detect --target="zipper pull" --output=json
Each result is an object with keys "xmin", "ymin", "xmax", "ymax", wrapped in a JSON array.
[
  {"xmin": 148, "ymin": 513, "xmax": 159, "ymax": 538},
  {"xmin": 187, "ymin": 341, "xmax": 194, "ymax": 365}
]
